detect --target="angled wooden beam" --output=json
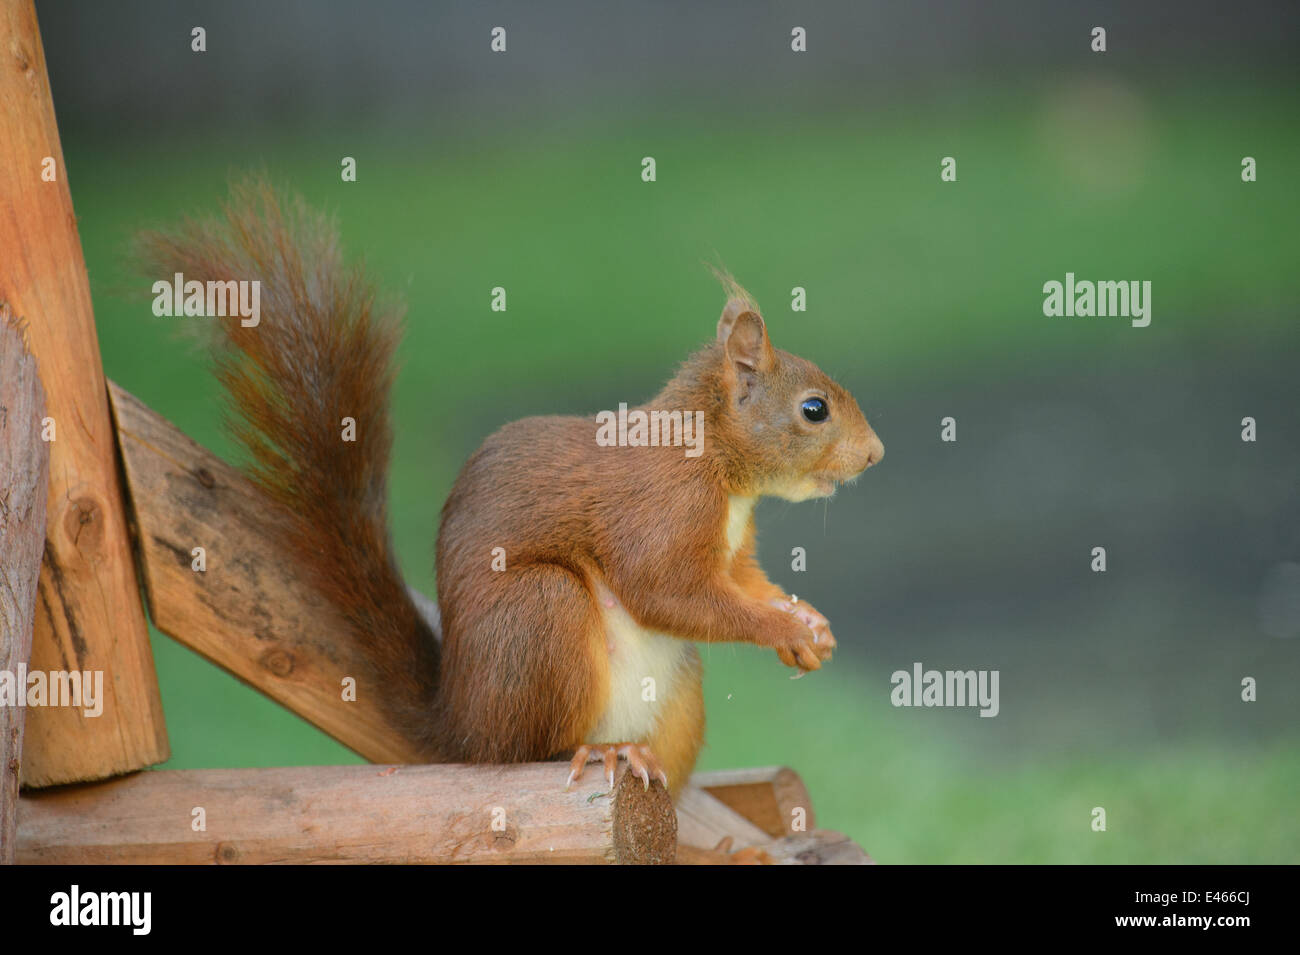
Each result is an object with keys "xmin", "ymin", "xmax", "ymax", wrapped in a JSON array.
[
  {"xmin": 16, "ymin": 762, "xmax": 676, "ymax": 864},
  {"xmin": 108, "ymin": 381, "xmax": 426, "ymax": 764},
  {"xmin": 675, "ymin": 785, "xmax": 872, "ymax": 865},
  {"xmin": 0, "ymin": 314, "xmax": 49, "ymax": 862},
  {"xmin": 691, "ymin": 765, "xmax": 815, "ymax": 838},
  {"xmin": 0, "ymin": 0, "xmax": 168, "ymax": 786}
]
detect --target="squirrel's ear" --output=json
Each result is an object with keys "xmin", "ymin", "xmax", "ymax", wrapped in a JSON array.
[{"xmin": 717, "ymin": 300, "xmax": 772, "ymax": 373}]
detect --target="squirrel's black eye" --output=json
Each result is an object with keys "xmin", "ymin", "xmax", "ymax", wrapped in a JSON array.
[{"xmin": 801, "ymin": 397, "xmax": 829, "ymax": 423}]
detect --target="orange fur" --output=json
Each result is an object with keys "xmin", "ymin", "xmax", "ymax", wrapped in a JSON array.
[{"xmin": 644, "ymin": 647, "xmax": 705, "ymax": 797}]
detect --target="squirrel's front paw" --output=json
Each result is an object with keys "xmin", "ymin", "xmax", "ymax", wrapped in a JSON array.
[
  {"xmin": 763, "ymin": 612, "xmax": 829, "ymax": 672},
  {"xmin": 769, "ymin": 595, "xmax": 836, "ymax": 670}
]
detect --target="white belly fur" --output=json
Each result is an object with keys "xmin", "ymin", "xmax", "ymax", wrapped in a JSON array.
[
  {"xmin": 589, "ymin": 496, "xmax": 755, "ymax": 742},
  {"xmin": 724, "ymin": 494, "xmax": 756, "ymax": 557},
  {"xmin": 591, "ymin": 596, "xmax": 690, "ymax": 743}
]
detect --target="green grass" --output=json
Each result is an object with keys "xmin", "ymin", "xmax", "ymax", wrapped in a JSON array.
[{"xmin": 698, "ymin": 653, "xmax": 1300, "ymax": 863}]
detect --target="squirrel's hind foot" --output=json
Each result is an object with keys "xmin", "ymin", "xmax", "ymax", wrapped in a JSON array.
[{"xmin": 565, "ymin": 742, "xmax": 668, "ymax": 791}]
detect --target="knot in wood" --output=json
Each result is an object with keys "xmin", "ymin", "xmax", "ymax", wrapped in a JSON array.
[
  {"xmin": 62, "ymin": 496, "xmax": 104, "ymax": 552},
  {"xmin": 9, "ymin": 38, "xmax": 33, "ymax": 78},
  {"xmin": 260, "ymin": 648, "xmax": 295, "ymax": 678},
  {"xmin": 214, "ymin": 842, "xmax": 241, "ymax": 864}
]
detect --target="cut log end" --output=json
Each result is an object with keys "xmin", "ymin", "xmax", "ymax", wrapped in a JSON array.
[{"xmin": 611, "ymin": 769, "xmax": 677, "ymax": 864}]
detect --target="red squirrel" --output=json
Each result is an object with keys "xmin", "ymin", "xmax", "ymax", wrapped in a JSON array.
[{"xmin": 139, "ymin": 178, "xmax": 884, "ymax": 795}]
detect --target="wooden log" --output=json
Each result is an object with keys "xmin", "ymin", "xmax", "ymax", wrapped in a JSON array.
[
  {"xmin": 691, "ymin": 765, "xmax": 815, "ymax": 838},
  {"xmin": 108, "ymin": 381, "xmax": 427, "ymax": 764},
  {"xmin": 674, "ymin": 833, "xmax": 871, "ymax": 865},
  {"xmin": 769, "ymin": 830, "xmax": 875, "ymax": 865},
  {"xmin": 16, "ymin": 762, "xmax": 676, "ymax": 864},
  {"xmin": 675, "ymin": 783, "xmax": 776, "ymax": 852},
  {"xmin": 675, "ymin": 785, "xmax": 872, "ymax": 865},
  {"xmin": 0, "ymin": 0, "xmax": 168, "ymax": 786},
  {"xmin": 0, "ymin": 313, "xmax": 49, "ymax": 863}
]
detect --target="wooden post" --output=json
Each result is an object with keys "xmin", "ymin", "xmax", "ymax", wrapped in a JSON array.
[
  {"xmin": 0, "ymin": 314, "xmax": 49, "ymax": 863},
  {"xmin": 0, "ymin": 0, "xmax": 169, "ymax": 786},
  {"xmin": 16, "ymin": 763, "xmax": 677, "ymax": 864}
]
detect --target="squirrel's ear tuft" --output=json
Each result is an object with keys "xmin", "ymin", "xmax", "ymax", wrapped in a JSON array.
[
  {"xmin": 718, "ymin": 306, "xmax": 772, "ymax": 373},
  {"xmin": 716, "ymin": 298, "xmax": 749, "ymax": 339}
]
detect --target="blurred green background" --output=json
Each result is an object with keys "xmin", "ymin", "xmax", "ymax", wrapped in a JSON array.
[{"xmin": 36, "ymin": 0, "xmax": 1300, "ymax": 862}]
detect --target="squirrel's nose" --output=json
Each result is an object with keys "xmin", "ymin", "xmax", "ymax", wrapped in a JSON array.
[{"xmin": 863, "ymin": 431, "xmax": 884, "ymax": 469}]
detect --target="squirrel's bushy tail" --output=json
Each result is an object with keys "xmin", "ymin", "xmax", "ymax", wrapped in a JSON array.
[{"xmin": 137, "ymin": 176, "xmax": 440, "ymax": 754}]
